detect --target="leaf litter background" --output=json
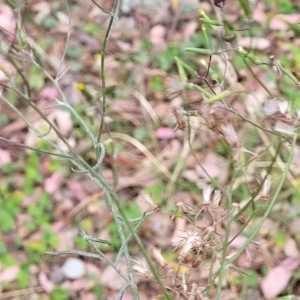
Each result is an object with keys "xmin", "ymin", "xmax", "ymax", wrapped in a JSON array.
[{"xmin": 1, "ymin": 0, "xmax": 300, "ymax": 299}]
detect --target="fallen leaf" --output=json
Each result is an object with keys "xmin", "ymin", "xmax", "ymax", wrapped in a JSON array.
[{"xmin": 100, "ymin": 260, "xmax": 127, "ymax": 290}]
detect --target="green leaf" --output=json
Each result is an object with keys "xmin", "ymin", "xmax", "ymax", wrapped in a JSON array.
[
  {"xmin": 0, "ymin": 210, "xmax": 14, "ymax": 232},
  {"xmin": 145, "ymin": 182, "xmax": 165, "ymax": 205},
  {"xmin": 50, "ymin": 288, "xmax": 70, "ymax": 300},
  {"xmin": 66, "ymin": 46, "xmax": 82, "ymax": 59},
  {"xmin": 149, "ymin": 75, "xmax": 164, "ymax": 92}
]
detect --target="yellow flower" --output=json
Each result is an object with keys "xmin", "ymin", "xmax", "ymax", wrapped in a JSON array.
[{"xmin": 76, "ymin": 83, "xmax": 85, "ymax": 91}]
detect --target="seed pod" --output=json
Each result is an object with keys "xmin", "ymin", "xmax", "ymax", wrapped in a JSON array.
[
  {"xmin": 203, "ymin": 90, "xmax": 231, "ymax": 104},
  {"xmin": 199, "ymin": 18, "xmax": 223, "ymax": 26},
  {"xmin": 185, "ymin": 47, "xmax": 214, "ymax": 56},
  {"xmin": 174, "ymin": 56, "xmax": 198, "ymax": 77}
]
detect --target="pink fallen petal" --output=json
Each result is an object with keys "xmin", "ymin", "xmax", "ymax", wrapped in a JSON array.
[
  {"xmin": 0, "ymin": 4, "xmax": 16, "ymax": 43},
  {"xmin": 49, "ymin": 110, "xmax": 73, "ymax": 135},
  {"xmin": 261, "ymin": 258, "xmax": 300, "ymax": 299},
  {"xmin": 280, "ymin": 257, "xmax": 300, "ymax": 271},
  {"xmin": 67, "ymin": 180, "xmax": 87, "ymax": 201},
  {"xmin": 71, "ymin": 279, "xmax": 86, "ymax": 291},
  {"xmin": 39, "ymin": 87, "xmax": 59, "ymax": 100},
  {"xmin": 51, "ymin": 221, "xmax": 65, "ymax": 234},
  {"xmin": 0, "ymin": 59, "xmax": 16, "ymax": 83},
  {"xmin": 100, "ymin": 263, "xmax": 127, "ymax": 290},
  {"xmin": 270, "ymin": 14, "xmax": 300, "ymax": 30},
  {"xmin": 44, "ymin": 171, "xmax": 63, "ymax": 194},
  {"xmin": 150, "ymin": 25, "xmax": 166, "ymax": 45},
  {"xmin": 239, "ymin": 37, "xmax": 271, "ymax": 50},
  {"xmin": 284, "ymin": 238, "xmax": 300, "ymax": 258},
  {"xmin": 195, "ymin": 153, "xmax": 228, "ymax": 184},
  {"xmin": 0, "ymin": 265, "xmax": 20, "ymax": 283},
  {"xmin": 155, "ymin": 127, "xmax": 174, "ymax": 139},
  {"xmin": 261, "ymin": 266, "xmax": 291, "ymax": 299},
  {"xmin": 0, "ymin": 148, "xmax": 12, "ymax": 166},
  {"xmin": 183, "ymin": 21, "xmax": 198, "ymax": 42},
  {"xmin": 39, "ymin": 272, "xmax": 54, "ymax": 293}
]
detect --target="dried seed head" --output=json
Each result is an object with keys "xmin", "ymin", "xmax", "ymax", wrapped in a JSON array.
[
  {"xmin": 201, "ymin": 184, "xmax": 214, "ymax": 205},
  {"xmin": 219, "ymin": 122, "xmax": 239, "ymax": 147},
  {"xmin": 278, "ymin": 101, "xmax": 290, "ymax": 115},
  {"xmin": 165, "ymin": 76, "xmax": 185, "ymax": 99},
  {"xmin": 171, "ymin": 107, "xmax": 201, "ymax": 138},
  {"xmin": 132, "ymin": 258, "xmax": 153, "ymax": 279},
  {"xmin": 198, "ymin": 105, "xmax": 218, "ymax": 130},
  {"xmin": 232, "ymin": 203, "xmax": 241, "ymax": 218},
  {"xmin": 176, "ymin": 231, "xmax": 202, "ymax": 263},
  {"xmin": 212, "ymin": 189, "xmax": 222, "ymax": 206},
  {"xmin": 176, "ymin": 202, "xmax": 196, "ymax": 217},
  {"xmin": 274, "ymin": 120, "xmax": 296, "ymax": 136},
  {"xmin": 151, "ymin": 248, "xmax": 168, "ymax": 269},
  {"xmin": 171, "ymin": 106, "xmax": 186, "ymax": 131},
  {"xmin": 262, "ymin": 99, "xmax": 298, "ymax": 136},
  {"xmin": 232, "ymin": 202, "xmax": 248, "ymax": 223},
  {"xmin": 257, "ymin": 170, "xmax": 272, "ymax": 200}
]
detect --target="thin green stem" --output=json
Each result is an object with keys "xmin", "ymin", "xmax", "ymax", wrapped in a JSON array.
[
  {"xmin": 0, "ymin": 136, "xmax": 73, "ymax": 159},
  {"xmin": 229, "ymin": 132, "xmax": 298, "ymax": 264},
  {"xmin": 214, "ymin": 169, "xmax": 236, "ymax": 299},
  {"xmin": 113, "ymin": 198, "xmax": 172, "ymax": 300},
  {"xmin": 96, "ymin": 1, "xmax": 119, "ymax": 144}
]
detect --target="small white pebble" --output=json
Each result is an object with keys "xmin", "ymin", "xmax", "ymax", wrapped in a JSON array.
[{"xmin": 61, "ymin": 257, "xmax": 86, "ymax": 279}]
